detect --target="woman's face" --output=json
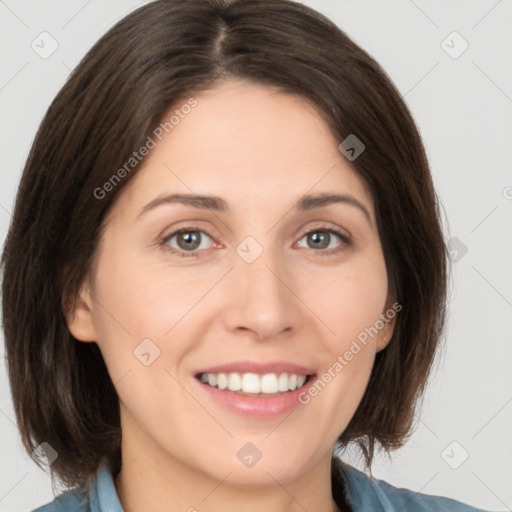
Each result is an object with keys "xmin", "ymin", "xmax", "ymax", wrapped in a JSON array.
[{"xmin": 68, "ymin": 79, "xmax": 394, "ymax": 485}]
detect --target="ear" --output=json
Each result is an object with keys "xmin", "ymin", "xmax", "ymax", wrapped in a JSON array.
[
  {"xmin": 62, "ymin": 276, "xmax": 99, "ymax": 343},
  {"xmin": 375, "ymin": 299, "xmax": 400, "ymax": 352}
]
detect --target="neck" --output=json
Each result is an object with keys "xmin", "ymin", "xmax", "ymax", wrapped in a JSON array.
[{"xmin": 115, "ymin": 429, "xmax": 344, "ymax": 512}]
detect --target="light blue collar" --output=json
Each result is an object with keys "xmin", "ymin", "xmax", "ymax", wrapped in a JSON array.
[{"xmin": 89, "ymin": 465, "xmax": 124, "ymax": 512}]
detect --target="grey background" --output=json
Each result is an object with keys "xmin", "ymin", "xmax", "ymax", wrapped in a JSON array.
[{"xmin": 1, "ymin": 0, "xmax": 511, "ymax": 510}]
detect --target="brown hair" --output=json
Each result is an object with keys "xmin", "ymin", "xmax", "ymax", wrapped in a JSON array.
[{"xmin": 1, "ymin": 0, "xmax": 447, "ymax": 489}]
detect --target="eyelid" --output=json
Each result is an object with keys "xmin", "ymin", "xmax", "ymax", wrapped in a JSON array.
[
  {"xmin": 298, "ymin": 220, "xmax": 352, "ymax": 239},
  {"xmin": 160, "ymin": 221, "xmax": 220, "ymax": 243}
]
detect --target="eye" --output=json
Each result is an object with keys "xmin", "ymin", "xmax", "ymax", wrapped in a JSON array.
[
  {"xmin": 160, "ymin": 226, "xmax": 350, "ymax": 258},
  {"xmin": 162, "ymin": 228, "xmax": 214, "ymax": 256},
  {"xmin": 296, "ymin": 228, "xmax": 350, "ymax": 252}
]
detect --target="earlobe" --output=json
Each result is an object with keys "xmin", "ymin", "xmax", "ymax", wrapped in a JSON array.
[
  {"xmin": 62, "ymin": 280, "xmax": 98, "ymax": 343},
  {"xmin": 376, "ymin": 330, "xmax": 393, "ymax": 352},
  {"xmin": 376, "ymin": 301, "xmax": 398, "ymax": 352}
]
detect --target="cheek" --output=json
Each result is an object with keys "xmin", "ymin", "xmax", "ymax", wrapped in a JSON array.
[
  {"xmin": 89, "ymin": 245, "xmax": 222, "ymax": 383},
  {"xmin": 88, "ymin": 247, "xmax": 167, "ymax": 380},
  {"xmin": 294, "ymin": 249, "xmax": 388, "ymax": 421},
  {"xmin": 301, "ymin": 250, "xmax": 389, "ymax": 350},
  {"xmin": 92, "ymin": 243, "xmax": 206, "ymax": 338}
]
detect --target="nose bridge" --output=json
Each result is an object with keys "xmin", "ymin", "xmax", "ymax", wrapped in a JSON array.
[{"xmin": 223, "ymin": 241, "xmax": 299, "ymax": 340}]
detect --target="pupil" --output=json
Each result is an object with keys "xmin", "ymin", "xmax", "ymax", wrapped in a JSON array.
[
  {"xmin": 309, "ymin": 232, "xmax": 329, "ymax": 249},
  {"xmin": 178, "ymin": 231, "xmax": 201, "ymax": 250}
]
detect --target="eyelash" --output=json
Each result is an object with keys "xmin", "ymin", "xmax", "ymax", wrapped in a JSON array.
[{"xmin": 159, "ymin": 225, "xmax": 352, "ymax": 258}]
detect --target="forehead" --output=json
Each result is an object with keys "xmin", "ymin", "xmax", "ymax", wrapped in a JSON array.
[{"xmin": 110, "ymin": 79, "xmax": 373, "ymax": 220}]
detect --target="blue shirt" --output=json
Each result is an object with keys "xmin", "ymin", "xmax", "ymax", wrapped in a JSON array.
[{"xmin": 33, "ymin": 458, "xmax": 495, "ymax": 512}]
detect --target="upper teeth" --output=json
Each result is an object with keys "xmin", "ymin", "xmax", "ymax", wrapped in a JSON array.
[{"xmin": 200, "ymin": 372, "xmax": 308, "ymax": 394}]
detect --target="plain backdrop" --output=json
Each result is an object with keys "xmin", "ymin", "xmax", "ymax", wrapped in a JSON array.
[{"xmin": 1, "ymin": 1, "xmax": 511, "ymax": 511}]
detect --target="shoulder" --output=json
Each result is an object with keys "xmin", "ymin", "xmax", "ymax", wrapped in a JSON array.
[
  {"xmin": 31, "ymin": 463, "xmax": 123, "ymax": 512},
  {"xmin": 31, "ymin": 486, "xmax": 88, "ymax": 512},
  {"xmin": 339, "ymin": 462, "xmax": 496, "ymax": 511}
]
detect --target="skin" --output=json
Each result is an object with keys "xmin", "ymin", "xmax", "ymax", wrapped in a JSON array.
[{"xmin": 66, "ymin": 79, "xmax": 395, "ymax": 512}]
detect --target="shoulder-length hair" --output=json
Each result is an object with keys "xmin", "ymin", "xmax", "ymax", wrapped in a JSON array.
[{"xmin": 1, "ymin": 0, "xmax": 447, "ymax": 489}]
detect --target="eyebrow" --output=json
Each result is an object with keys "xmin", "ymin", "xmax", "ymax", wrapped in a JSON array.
[{"xmin": 137, "ymin": 192, "xmax": 372, "ymax": 224}]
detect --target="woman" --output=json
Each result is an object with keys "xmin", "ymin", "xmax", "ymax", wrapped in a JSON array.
[{"xmin": 1, "ymin": 0, "xmax": 496, "ymax": 510}]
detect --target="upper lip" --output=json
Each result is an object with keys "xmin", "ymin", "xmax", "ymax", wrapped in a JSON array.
[{"xmin": 195, "ymin": 361, "xmax": 316, "ymax": 376}]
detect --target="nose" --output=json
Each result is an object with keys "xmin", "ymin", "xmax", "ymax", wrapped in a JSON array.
[{"xmin": 222, "ymin": 249, "xmax": 301, "ymax": 341}]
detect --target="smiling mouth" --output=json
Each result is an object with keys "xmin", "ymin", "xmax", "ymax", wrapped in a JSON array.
[{"xmin": 196, "ymin": 371, "xmax": 313, "ymax": 396}]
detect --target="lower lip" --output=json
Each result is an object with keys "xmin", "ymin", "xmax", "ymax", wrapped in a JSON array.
[{"xmin": 194, "ymin": 376, "xmax": 317, "ymax": 419}]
